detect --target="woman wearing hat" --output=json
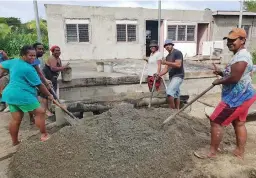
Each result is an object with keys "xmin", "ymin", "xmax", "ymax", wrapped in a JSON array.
[{"xmin": 146, "ymin": 40, "xmax": 162, "ymax": 92}]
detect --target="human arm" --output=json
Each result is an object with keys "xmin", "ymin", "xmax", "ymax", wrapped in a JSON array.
[
  {"xmin": 212, "ymin": 61, "xmax": 247, "ymax": 85},
  {"xmin": 0, "ymin": 50, "xmax": 9, "ymax": 60},
  {"xmin": 161, "ymin": 51, "xmax": 182, "ymax": 68},
  {"xmin": 48, "ymin": 56, "xmax": 69, "ymax": 72},
  {"xmin": 0, "ymin": 60, "xmax": 12, "ymax": 77},
  {"xmin": 25, "ymin": 68, "xmax": 53, "ymax": 100},
  {"xmin": 158, "ymin": 65, "xmax": 169, "ymax": 77},
  {"xmin": 34, "ymin": 65, "xmax": 52, "ymax": 89}
]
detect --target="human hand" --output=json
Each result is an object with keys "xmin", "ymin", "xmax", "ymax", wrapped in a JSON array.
[
  {"xmin": 161, "ymin": 59, "xmax": 167, "ymax": 65},
  {"xmin": 64, "ymin": 62, "xmax": 70, "ymax": 69},
  {"xmin": 212, "ymin": 63, "xmax": 222, "ymax": 76},
  {"xmin": 212, "ymin": 78, "xmax": 222, "ymax": 86},
  {"xmin": 47, "ymin": 94, "xmax": 54, "ymax": 101},
  {"xmin": 143, "ymin": 58, "xmax": 148, "ymax": 63},
  {"xmin": 45, "ymin": 80, "xmax": 52, "ymax": 89},
  {"xmin": 0, "ymin": 50, "xmax": 8, "ymax": 60},
  {"xmin": 153, "ymin": 73, "xmax": 159, "ymax": 79}
]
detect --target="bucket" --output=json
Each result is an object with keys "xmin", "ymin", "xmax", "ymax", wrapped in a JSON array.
[
  {"xmin": 96, "ymin": 62, "xmax": 104, "ymax": 72},
  {"xmin": 104, "ymin": 62, "xmax": 114, "ymax": 73},
  {"xmin": 61, "ymin": 67, "xmax": 72, "ymax": 82}
]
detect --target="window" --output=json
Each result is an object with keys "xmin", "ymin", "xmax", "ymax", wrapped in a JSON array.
[
  {"xmin": 167, "ymin": 24, "xmax": 196, "ymax": 42},
  {"xmin": 242, "ymin": 25, "xmax": 251, "ymax": 39},
  {"xmin": 65, "ymin": 19, "xmax": 89, "ymax": 43},
  {"xmin": 116, "ymin": 21, "xmax": 137, "ymax": 42},
  {"xmin": 236, "ymin": 25, "xmax": 251, "ymax": 39}
]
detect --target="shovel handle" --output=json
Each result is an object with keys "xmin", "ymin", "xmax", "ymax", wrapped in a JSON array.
[
  {"xmin": 148, "ymin": 76, "xmax": 157, "ymax": 108},
  {"xmin": 52, "ymin": 99, "xmax": 78, "ymax": 120},
  {"xmin": 163, "ymin": 85, "xmax": 215, "ymax": 125}
]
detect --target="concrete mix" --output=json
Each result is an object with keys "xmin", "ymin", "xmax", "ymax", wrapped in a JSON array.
[{"xmin": 9, "ymin": 104, "xmax": 213, "ymax": 178}]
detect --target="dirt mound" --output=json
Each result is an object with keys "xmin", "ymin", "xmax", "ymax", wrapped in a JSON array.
[{"xmin": 9, "ymin": 105, "xmax": 210, "ymax": 178}]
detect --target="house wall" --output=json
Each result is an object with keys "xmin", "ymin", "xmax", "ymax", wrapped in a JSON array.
[
  {"xmin": 45, "ymin": 4, "xmax": 213, "ymax": 60},
  {"xmin": 212, "ymin": 15, "xmax": 256, "ymax": 53}
]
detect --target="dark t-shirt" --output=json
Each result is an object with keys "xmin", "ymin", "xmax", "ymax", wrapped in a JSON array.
[{"xmin": 166, "ymin": 49, "xmax": 184, "ymax": 79}]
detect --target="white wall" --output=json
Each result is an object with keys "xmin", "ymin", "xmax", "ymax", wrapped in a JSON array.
[{"xmin": 45, "ymin": 5, "xmax": 213, "ymax": 60}]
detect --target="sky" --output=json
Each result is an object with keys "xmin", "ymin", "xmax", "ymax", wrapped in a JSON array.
[{"xmin": 0, "ymin": 0, "xmax": 241, "ymax": 23}]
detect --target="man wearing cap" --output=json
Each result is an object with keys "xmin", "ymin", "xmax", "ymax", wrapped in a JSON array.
[
  {"xmin": 195, "ymin": 28, "xmax": 256, "ymax": 159},
  {"xmin": 144, "ymin": 40, "xmax": 162, "ymax": 91},
  {"xmin": 158, "ymin": 39, "xmax": 184, "ymax": 109}
]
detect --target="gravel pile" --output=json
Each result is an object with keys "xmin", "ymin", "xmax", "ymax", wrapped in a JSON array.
[{"xmin": 9, "ymin": 105, "xmax": 210, "ymax": 178}]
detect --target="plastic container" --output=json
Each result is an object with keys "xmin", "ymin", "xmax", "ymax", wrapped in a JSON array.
[
  {"xmin": 61, "ymin": 67, "xmax": 72, "ymax": 82},
  {"xmin": 103, "ymin": 62, "xmax": 114, "ymax": 73},
  {"xmin": 96, "ymin": 62, "xmax": 104, "ymax": 72}
]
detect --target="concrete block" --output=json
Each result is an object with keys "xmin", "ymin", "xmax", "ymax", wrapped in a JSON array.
[
  {"xmin": 55, "ymin": 106, "xmax": 67, "ymax": 126},
  {"xmin": 83, "ymin": 112, "xmax": 94, "ymax": 118}
]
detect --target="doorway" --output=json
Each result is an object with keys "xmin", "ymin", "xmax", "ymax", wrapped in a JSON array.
[
  {"xmin": 146, "ymin": 20, "xmax": 159, "ymax": 57},
  {"xmin": 197, "ymin": 23, "xmax": 209, "ymax": 55}
]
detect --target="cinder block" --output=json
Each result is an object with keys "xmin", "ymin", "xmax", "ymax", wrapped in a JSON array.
[
  {"xmin": 83, "ymin": 112, "xmax": 94, "ymax": 118},
  {"xmin": 55, "ymin": 106, "xmax": 67, "ymax": 126}
]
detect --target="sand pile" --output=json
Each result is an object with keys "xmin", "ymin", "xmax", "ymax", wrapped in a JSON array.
[{"xmin": 9, "ymin": 104, "xmax": 211, "ymax": 178}]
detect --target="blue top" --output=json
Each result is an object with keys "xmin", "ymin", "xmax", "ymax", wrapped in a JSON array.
[
  {"xmin": 1, "ymin": 59, "xmax": 42, "ymax": 105},
  {"xmin": 31, "ymin": 58, "xmax": 41, "ymax": 66},
  {"xmin": 222, "ymin": 49, "xmax": 255, "ymax": 107}
]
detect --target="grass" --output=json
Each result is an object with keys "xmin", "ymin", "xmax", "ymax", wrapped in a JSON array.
[{"xmin": 252, "ymin": 75, "xmax": 256, "ymax": 84}]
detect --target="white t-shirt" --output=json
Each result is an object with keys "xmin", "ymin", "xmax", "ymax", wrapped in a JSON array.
[{"xmin": 147, "ymin": 51, "xmax": 162, "ymax": 76}]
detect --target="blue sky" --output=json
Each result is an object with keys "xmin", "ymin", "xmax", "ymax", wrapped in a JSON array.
[{"xmin": 0, "ymin": 0, "xmax": 241, "ymax": 23}]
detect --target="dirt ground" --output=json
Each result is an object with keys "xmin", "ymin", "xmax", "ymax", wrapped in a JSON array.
[
  {"xmin": 7, "ymin": 101, "xmax": 256, "ymax": 178},
  {"xmin": 1, "ymin": 93, "xmax": 256, "ymax": 178}
]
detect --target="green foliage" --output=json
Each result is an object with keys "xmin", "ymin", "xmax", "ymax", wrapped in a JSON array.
[
  {"xmin": 0, "ymin": 17, "xmax": 49, "ymax": 58},
  {"xmin": 251, "ymin": 50, "xmax": 256, "ymax": 64},
  {"xmin": 0, "ymin": 23, "xmax": 11, "ymax": 39},
  {"xmin": 244, "ymin": 0, "xmax": 256, "ymax": 12}
]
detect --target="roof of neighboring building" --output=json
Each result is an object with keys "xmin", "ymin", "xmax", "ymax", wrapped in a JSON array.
[{"xmin": 213, "ymin": 11, "xmax": 256, "ymax": 16}]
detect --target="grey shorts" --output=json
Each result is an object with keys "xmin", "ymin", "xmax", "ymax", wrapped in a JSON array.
[{"xmin": 166, "ymin": 77, "xmax": 183, "ymax": 98}]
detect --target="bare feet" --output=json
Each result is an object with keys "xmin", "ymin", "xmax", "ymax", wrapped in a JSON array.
[
  {"xmin": 233, "ymin": 148, "xmax": 244, "ymax": 160},
  {"xmin": 194, "ymin": 151, "xmax": 217, "ymax": 159},
  {"xmin": 41, "ymin": 134, "xmax": 50, "ymax": 142},
  {"xmin": 46, "ymin": 110, "xmax": 54, "ymax": 117},
  {"xmin": 12, "ymin": 140, "xmax": 21, "ymax": 146}
]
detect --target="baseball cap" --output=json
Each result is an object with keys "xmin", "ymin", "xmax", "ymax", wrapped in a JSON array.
[
  {"xmin": 164, "ymin": 39, "xmax": 174, "ymax": 47},
  {"xmin": 223, "ymin": 28, "xmax": 247, "ymax": 40}
]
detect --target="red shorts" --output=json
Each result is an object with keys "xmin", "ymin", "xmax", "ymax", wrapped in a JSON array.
[
  {"xmin": 210, "ymin": 95, "xmax": 256, "ymax": 126},
  {"xmin": 147, "ymin": 76, "xmax": 161, "ymax": 91}
]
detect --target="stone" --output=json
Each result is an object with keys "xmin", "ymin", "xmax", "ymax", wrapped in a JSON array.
[{"xmin": 83, "ymin": 112, "xmax": 93, "ymax": 118}]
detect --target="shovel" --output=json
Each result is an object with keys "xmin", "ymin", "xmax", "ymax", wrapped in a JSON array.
[
  {"xmin": 162, "ymin": 84, "xmax": 215, "ymax": 125},
  {"xmin": 148, "ymin": 76, "xmax": 157, "ymax": 108},
  {"xmin": 52, "ymin": 99, "xmax": 80, "ymax": 126}
]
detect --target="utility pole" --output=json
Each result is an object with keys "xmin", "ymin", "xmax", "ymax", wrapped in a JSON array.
[
  {"xmin": 238, "ymin": 0, "xmax": 244, "ymax": 28},
  {"xmin": 33, "ymin": 0, "xmax": 42, "ymax": 42},
  {"xmin": 158, "ymin": 0, "xmax": 161, "ymax": 46}
]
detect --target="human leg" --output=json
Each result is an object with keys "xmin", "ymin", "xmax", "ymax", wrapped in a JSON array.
[
  {"xmin": 20, "ymin": 102, "xmax": 49, "ymax": 141},
  {"xmin": 8, "ymin": 105, "xmax": 24, "ymax": 146},
  {"xmin": 29, "ymin": 106, "xmax": 49, "ymax": 141},
  {"xmin": 147, "ymin": 76, "xmax": 154, "ymax": 92},
  {"xmin": 174, "ymin": 98, "xmax": 180, "ymax": 110},
  {"xmin": 209, "ymin": 121, "xmax": 223, "ymax": 157},
  {"xmin": 166, "ymin": 77, "xmax": 183, "ymax": 109},
  {"xmin": 232, "ymin": 120, "xmax": 247, "ymax": 159}
]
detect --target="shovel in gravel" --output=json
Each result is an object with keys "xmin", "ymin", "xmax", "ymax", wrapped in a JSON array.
[
  {"xmin": 148, "ymin": 76, "xmax": 157, "ymax": 108},
  {"xmin": 52, "ymin": 99, "xmax": 80, "ymax": 126},
  {"xmin": 162, "ymin": 84, "xmax": 215, "ymax": 126}
]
